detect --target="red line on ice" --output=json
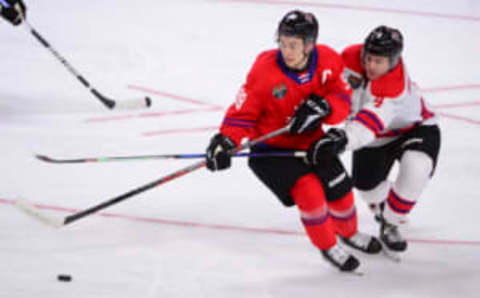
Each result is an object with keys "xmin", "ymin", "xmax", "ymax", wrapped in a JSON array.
[
  {"xmin": 433, "ymin": 100, "xmax": 480, "ymax": 109},
  {"xmin": 85, "ymin": 107, "xmax": 221, "ymax": 123},
  {"xmin": 437, "ymin": 111, "xmax": 480, "ymax": 125},
  {"xmin": 3, "ymin": 198, "xmax": 480, "ymax": 247},
  {"xmin": 84, "ymin": 86, "xmax": 224, "ymax": 123},
  {"xmin": 422, "ymin": 84, "xmax": 480, "ymax": 93},
  {"xmin": 82, "ymin": 83, "xmax": 479, "ymax": 123},
  {"xmin": 128, "ymin": 85, "xmax": 223, "ymax": 109},
  {"xmin": 217, "ymin": 0, "xmax": 480, "ymax": 22}
]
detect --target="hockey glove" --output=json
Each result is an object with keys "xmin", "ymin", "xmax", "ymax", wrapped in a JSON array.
[
  {"xmin": 289, "ymin": 94, "xmax": 331, "ymax": 135},
  {"xmin": 206, "ymin": 133, "xmax": 236, "ymax": 171},
  {"xmin": 0, "ymin": 0, "xmax": 26, "ymax": 26},
  {"xmin": 307, "ymin": 128, "xmax": 347, "ymax": 165}
]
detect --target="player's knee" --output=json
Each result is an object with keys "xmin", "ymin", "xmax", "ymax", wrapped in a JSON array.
[
  {"xmin": 356, "ymin": 180, "xmax": 391, "ymax": 204},
  {"xmin": 395, "ymin": 151, "xmax": 432, "ymax": 198},
  {"xmin": 290, "ymin": 174, "xmax": 327, "ymax": 212}
]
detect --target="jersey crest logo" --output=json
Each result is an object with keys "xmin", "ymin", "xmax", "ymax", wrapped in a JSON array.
[
  {"xmin": 374, "ymin": 96, "xmax": 385, "ymax": 108},
  {"xmin": 272, "ymin": 84, "xmax": 287, "ymax": 99},
  {"xmin": 235, "ymin": 85, "xmax": 247, "ymax": 110},
  {"xmin": 347, "ymin": 74, "xmax": 362, "ymax": 89}
]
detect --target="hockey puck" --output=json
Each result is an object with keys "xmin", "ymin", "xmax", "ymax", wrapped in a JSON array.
[{"xmin": 57, "ymin": 274, "xmax": 72, "ymax": 282}]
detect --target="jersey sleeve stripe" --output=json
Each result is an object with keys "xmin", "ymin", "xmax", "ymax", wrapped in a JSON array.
[
  {"xmin": 222, "ymin": 117, "xmax": 256, "ymax": 128},
  {"xmin": 222, "ymin": 122, "xmax": 255, "ymax": 128},
  {"xmin": 224, "ymin": 117, "xmax": 256, "ymax": 124},
  {"xmin": 353, "ymin": 117, "xmax": 379, "ymax": 134},
  {"xmin": 357, "ymin": 109, "xmax": 385, "ymax": 131},
  {"xmin": 353, "ymin": 110, "xmax": 384, "ymax": 134}
]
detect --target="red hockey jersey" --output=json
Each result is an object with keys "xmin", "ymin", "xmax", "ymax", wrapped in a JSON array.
[{"xmin": 219, "ymin": 45, "xmax": 352, "ymax": 150}]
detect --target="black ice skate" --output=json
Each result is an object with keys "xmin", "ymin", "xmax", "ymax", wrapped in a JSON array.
[
  {"xmin": 380, "ymin": 220, "xmax": 407, "ymax": 252},
  {"xmin": 342, "ymin": 232, "xmax": 382, "ymax": 254},
  {"xmin": 321, "ymin": 243, "xmax": 360, "ymax": 272}
]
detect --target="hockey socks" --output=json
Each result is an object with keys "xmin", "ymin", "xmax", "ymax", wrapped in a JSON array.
[{"xmin": 291, "ymin": 174, "xmax": 337, "ymax": 250}]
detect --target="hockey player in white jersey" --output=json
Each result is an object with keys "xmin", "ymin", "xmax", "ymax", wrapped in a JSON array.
[{"xmin": 304, "ymin": 25, "xmax": 441, "ymax": 252}]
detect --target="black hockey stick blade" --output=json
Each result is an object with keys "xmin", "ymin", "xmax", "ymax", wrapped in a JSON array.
[{"xmin": 35, "ymin": 154, "xmax": 87, "ymax": 164}]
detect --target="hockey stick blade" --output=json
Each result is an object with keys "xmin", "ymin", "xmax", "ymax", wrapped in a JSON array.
[
  {"xmin": 35, "ymin": 154, "xmax": 86, "ymax": 164},
  {"xmin": 111, "ymin": 96, "xmax": 152, "ymax": 110},
  {"xmin": 15, "ymin": 199, "xmax": 65, "ymax": 228},
  {"xmin": 35, "ymin": 154, "xmax": 56, "ymax": 163}
]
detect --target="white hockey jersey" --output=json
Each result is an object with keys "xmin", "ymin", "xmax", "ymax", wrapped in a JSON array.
[{"xmin": 340, "ymin": 44, "xmax": 437, "ymax": 149}]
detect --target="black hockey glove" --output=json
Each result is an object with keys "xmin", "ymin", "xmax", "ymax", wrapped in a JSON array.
[
  {"xmin": 206, "ymin": 133, "xmax": 236, "ymax": 171},
  {"xmin": 289, "ymin": 94, "xmax": 331, "ymax": 135},
  {"xmin": 306, "ymin": 128, "xmax": 347, "ymax": 165},
  {"xmin": 0, "ymin": 0, "xmax": 26, "ymax": 26}
]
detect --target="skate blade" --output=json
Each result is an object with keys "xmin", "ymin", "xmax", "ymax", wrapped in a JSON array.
[{"xmin": 379, "ymin": 240, "xmax": 402, "ymax": 263}]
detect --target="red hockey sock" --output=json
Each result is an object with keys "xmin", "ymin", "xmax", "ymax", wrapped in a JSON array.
[
  {"xmin": 290, "ymin": 174, "xmax": 336, "ymax": 250},
  {"xmin": 328, "ymin": 191, "xmax": 357, "ymax": 238}
]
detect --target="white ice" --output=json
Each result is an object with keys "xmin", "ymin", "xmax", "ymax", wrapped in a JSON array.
[{"xmin": 1, "ymin": 0, "xmax": 479, "ymax": 297}]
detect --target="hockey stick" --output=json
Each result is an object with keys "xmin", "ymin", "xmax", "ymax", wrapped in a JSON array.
[
  {"xmin": 35, "ymin": 150, "xmax": 306, "ymax": 164},
  {"xmin": 16, "ymin": 126, "xmax": 290, "ymax": 227},
  {"xmin": 23, "ymin": 19, "xmax": 151, "ymax": 110}
]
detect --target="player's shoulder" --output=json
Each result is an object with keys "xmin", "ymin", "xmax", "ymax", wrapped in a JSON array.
[
  {"xmin": 250, "ymin": 49, "xmax": 278, "ymax": 71},
  {"xmin": 370, "ymin": 59, "xmax": 406, "ymax": 98},
  {"xmin": 315, "ymin": 44, "xmax": 342, "ymax": 61},
  {"xmin": 341, "ymin": 44, "xmax": 363, "ymax": 74},
  {"xmin": 245, "ymin": 49, "xmax": 278, "ymax": 88},
  {"xmin": 314, "ymin": 44, "xmax": 344, "ymax": 73},
  {"xmin": 246, "ymin": 49, "xmax": 277, "ymax": 81}
]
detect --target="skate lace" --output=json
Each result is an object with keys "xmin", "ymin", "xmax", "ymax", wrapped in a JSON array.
[
  {"xmin": 326, "ymin": 244, "xmax": 350, "ymax": 264},
  {"xmin": 348, "ymin": 232, "xmax": 372, "ymax": 249}
]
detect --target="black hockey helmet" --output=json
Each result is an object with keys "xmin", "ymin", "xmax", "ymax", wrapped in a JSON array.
[
  {"xmin": 364, "ymin": 25, "xmax": 403, "ymax": 68},
  {"xmin": 277, "ymin": 10, "xmax": 318, "ymax": 45}
]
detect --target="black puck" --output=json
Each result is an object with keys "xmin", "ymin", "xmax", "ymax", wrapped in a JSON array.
[{"xmin": 57, "ymin": 274, "xmax": 72, "ymax": 282}]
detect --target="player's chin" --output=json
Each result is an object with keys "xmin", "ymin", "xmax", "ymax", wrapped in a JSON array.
[
  {"xmin": 284, "ymin": 58, "xmax": 297, "ymax": 68},
  {"xmin": 366, "ymin": 72, "xmax": 380, "ymax": 80}
]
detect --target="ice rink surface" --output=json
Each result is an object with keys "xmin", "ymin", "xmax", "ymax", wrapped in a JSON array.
[{"xmin": 1, "ymin": 0, "xmax": 479, "ymax": 297}]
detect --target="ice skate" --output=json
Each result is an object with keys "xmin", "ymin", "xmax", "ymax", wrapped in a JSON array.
[
  {"xmin": 321, "ymin": 242, "xmax": 360, "ymax": 272},
  {"xmin": 342, "ymin": 231, "xmax": 382, "ymax": 254},
  {"xmin": 380, "ymin": 220, "xmax": 407, "ymax": 252}
]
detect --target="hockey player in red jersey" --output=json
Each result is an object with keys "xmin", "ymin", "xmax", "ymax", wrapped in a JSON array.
[
  {"xmin": 205, "ymin": 10, "xmax": 381, "ymax": 272},
  {"xmin": 309, "ymin": 25, "xmax": 441, "ymax": 253}
]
